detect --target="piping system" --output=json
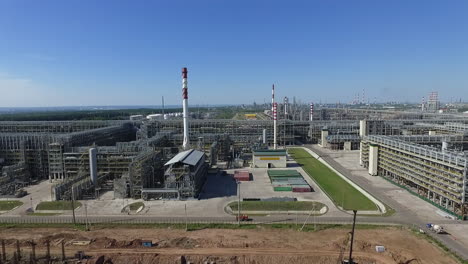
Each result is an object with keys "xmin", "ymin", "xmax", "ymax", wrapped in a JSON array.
[
  {"xmin": 310, "ymin": 103, "xmax": 314, "ymax": 121},
  {"xmin": 182, "ymin": 67, "xmax": 190, "ymax": 150},
  {"xmin": 273, "ymin": 102, "xmax": 278, "ymax": 149}
]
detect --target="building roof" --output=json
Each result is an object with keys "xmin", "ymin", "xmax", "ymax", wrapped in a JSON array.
[
  {"xmin": 253, "ymin": 149, "xmax": 287, "ymax": 156},
  {"xmin": 164, "ymin": 149, "xmax": 205, "ymax": 166}
]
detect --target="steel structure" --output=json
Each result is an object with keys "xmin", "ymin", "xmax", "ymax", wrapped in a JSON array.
[
  {"xmin": 361, "ymin": 135, "xmax": 468, "ymax": 219},
  {"xmin": 1, "ymin": 110, "xmax": 468, "ymax": 203}
]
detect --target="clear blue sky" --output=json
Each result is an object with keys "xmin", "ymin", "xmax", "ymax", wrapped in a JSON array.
[{"xmin": 0, "ymin": 0, "xmax": 467, "ymax": 107}]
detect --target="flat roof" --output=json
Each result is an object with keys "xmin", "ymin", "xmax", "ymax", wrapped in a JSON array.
[
  {"xmin": 164, "ymin": 149, "xmax": 205, "ymax": 166},
  {"xmin": 253, "ymin": 149, "xmax": 287, "ymax": 156}
]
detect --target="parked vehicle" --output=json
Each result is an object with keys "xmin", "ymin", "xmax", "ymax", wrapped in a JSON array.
[
  {"xmin": 236, "ymin": 214, "xmax": 250, "ymax": 221},
  {"xmin": 426, "ymin": 223, "xmax": 445, "ymax": 234}
]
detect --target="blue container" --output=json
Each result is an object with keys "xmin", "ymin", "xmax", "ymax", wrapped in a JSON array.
[{"xmin": 142, "ymin": 241, "xmax": 153, "ymax": 247}]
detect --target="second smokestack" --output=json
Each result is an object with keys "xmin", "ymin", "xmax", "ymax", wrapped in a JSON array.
[{"xmin": 182, "ymin": 67, "xmax": 190, "ymax": 150}]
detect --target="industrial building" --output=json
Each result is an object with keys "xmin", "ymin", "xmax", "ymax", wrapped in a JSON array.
[
  {"xmin": 360, "ymin": 120, "xmax": 468, "ymax": 219},
  {"xmin": 1, "ymin": 67, "xmax": 468, "ymax": 222},
  {"xmin": 1, "ymin": 116, "xmax": 467, "ymax": 202},
  {"xmin": 252, "ymin": 150, "xmax": 287, "ymax": 168},
  {"xmin": 159, "ymin": 149, "xmax": 207, "ymax": 199}
]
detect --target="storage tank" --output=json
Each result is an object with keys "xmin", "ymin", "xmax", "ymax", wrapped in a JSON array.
[
  {"xmin": 89, "ymin": 148, "xmax": 98, "ymax": 185},
  {"xmin": 147, "ymin": 114, "xmax": 163, "ymax": 120}
]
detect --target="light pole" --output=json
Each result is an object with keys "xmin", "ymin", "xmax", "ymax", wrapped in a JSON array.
[
  {"xmin": 343, "ymin": 210, "xmax": 358, "ymax": 264},
  {"xmin": 237, "ymin": 181, "xmax": 241, "ymax": 225},
  {"xmin": 71, "ymin": 188, "xmax": 76, "ymax": 225},
  {"xmin": 185, "ymin": 204, "xmax": 188, "ymax": 231},
  {"xmin": 84, "ymin": 202, "xmax": 89, "ymax": 231}
]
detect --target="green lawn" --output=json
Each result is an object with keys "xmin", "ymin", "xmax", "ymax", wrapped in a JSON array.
[
  {"xmin": 288, "ymin": 148, "xmax": 377, "ymax": 211},
  {"xmin": 228, "ymin": 201, "xmax": 325, "ymax": 211},
  {"xmin": 36, "ymin": 201, "xmax": 81, "ymax": 211},
  {"xmin": 0, "ymin": 200, "xmax": 23, "ymax": 211},
  {"xmin": 128, "ymin": 202, "xmax": 145, "ymax": 211}
]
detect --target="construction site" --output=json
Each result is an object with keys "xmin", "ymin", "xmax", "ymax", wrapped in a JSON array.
[{"xmin": 0, "ymin": 225, "xmax": 460, "ymax": 264}]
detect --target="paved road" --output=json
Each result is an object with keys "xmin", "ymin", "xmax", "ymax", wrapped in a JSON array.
[{"xmin": 304, "ymin": 145, "xmax": 468, "ymax": 260}]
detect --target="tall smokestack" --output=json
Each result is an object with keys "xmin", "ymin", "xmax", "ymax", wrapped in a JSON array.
[
  {"xmin": 284, "ymin": 96, "xmax": 288, "ymax": 118},
  {"xmin": 182, "ymin": 67, "xmax": 190, "ymax": 150},
  {"xmin": 271, "ymin": 84, "xmax": 275, "ymax": 113},
  {"xmin": 310, "ymin": 103, "xmax": 314, "ymax": 121},
  {"xmin": 273, "ymin": 102, "xmax": 277, "ymax": 149},
  {"xmin": 421, "ymin": 96, "xmax": 425, "ymax": 112}
]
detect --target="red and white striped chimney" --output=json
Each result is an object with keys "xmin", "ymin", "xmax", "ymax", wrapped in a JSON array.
[
  {"xmin": 284, "ymin": 96, "xmax": 288, "ymax": 117},
  {"xmin": 273, "ymin": 102, "xmax": 277, "ymax": 149},
  {"xmin": 310, "ymin": 103, "xmax": 314, "ymax": 121},
  {"xmin": 271, "ymin": 84, "xmax": 275, "ymax": 113},
  {"xmin": 182, "ymin": 67, "xmax": 190, "ymax": 150}
]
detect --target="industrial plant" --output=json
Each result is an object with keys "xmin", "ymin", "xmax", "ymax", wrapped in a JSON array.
[{"xmin": 0, "ymin": 68, "xmax": 467, "ymax": 221}]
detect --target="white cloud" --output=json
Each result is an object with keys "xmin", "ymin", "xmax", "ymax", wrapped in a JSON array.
[{"xmin": 0, "ymin": 72, "xmax": 48, "ymax": 107}]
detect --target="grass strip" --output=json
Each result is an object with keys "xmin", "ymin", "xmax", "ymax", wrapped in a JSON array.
[
  {"xmin": 36, "ymin": 201, "xmax": 82, "ymax": 210},
  {"xmin": 0, "ymin": 200, "xmax": 23, "ymax": 211},
  {"xmin": 288, "ymin": 148, "xmax": 376, "ymax": 211}
]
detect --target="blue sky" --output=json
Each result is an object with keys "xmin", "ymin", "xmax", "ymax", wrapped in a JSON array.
[{"xmin": 0, "ymin": 0, "xmax": 467, "ymax": 107}]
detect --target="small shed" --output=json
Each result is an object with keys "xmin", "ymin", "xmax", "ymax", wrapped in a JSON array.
[{"xmin": 252, "ymin": 150, "xmax": 287, "ymax": 168}]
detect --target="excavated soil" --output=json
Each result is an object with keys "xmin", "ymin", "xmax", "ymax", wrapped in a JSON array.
[{"xmin": 0, "ymin": 226, "xmax": 458, "ymax": 264}]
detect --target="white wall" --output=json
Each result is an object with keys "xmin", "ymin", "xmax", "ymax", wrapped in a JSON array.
[
  {"xmin": 368, "ymin": 145, "xmax": 379, "ymax": 176},
  {"xmin": 253, "ymin": 156, "xmax": 287, "ymax": 168}
]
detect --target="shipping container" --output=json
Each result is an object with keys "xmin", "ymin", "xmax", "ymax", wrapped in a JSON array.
[{"xmin": 273, "ymin": 186, "xmax": 293, "ymax": 191}]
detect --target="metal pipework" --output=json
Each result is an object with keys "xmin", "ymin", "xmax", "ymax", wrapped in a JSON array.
[{"xmin": 182, "ymin": 67, "xmax": 190, "ymax": 150}]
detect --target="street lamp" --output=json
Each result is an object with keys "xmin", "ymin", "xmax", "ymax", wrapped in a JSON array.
[{"xmin": 237, "ymin": 181, "xmax": 241, "ymax": 225}]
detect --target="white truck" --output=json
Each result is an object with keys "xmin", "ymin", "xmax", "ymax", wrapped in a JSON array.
[{"xmin": 426, "ymin": 223, "xmax": 444, "ymax": 234}]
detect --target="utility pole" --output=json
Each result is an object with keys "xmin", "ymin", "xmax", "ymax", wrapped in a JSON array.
[
  {"xmin": 344, "ymin": 210, "xmax": 358, "ymax": 264},
  {"xmin": 61, "ymin": 240, "xmax": 65, "ymax": 261},
  {"xmin": 185, "ymin": 204, "xmax": 188, "ymax": 231},
  {"xmin": 237, "ymin": 181, "xmax": 241, "ymax": 225},
  {"xmin": 71, "ymin": 188, "xmax": 76, "ymax": 225},
  {"xmin": 1, "ymin": 240, "xmax": 6, "ymax": 262},
  {"xmin": 313, "ymin": 204, "xmax": 316, "ymax": 231},
  {"xmin": 30, "ymin": 240, "xmax": 36, "ymax": 263},
  {"xmin": 84, "ymin": 202, "xmax": 89, "ymax": 231}
]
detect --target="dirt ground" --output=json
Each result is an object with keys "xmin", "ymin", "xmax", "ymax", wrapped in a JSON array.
[{"xmin": 0, "ymin": 226, "xmax": 458, "ymax": 264}]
